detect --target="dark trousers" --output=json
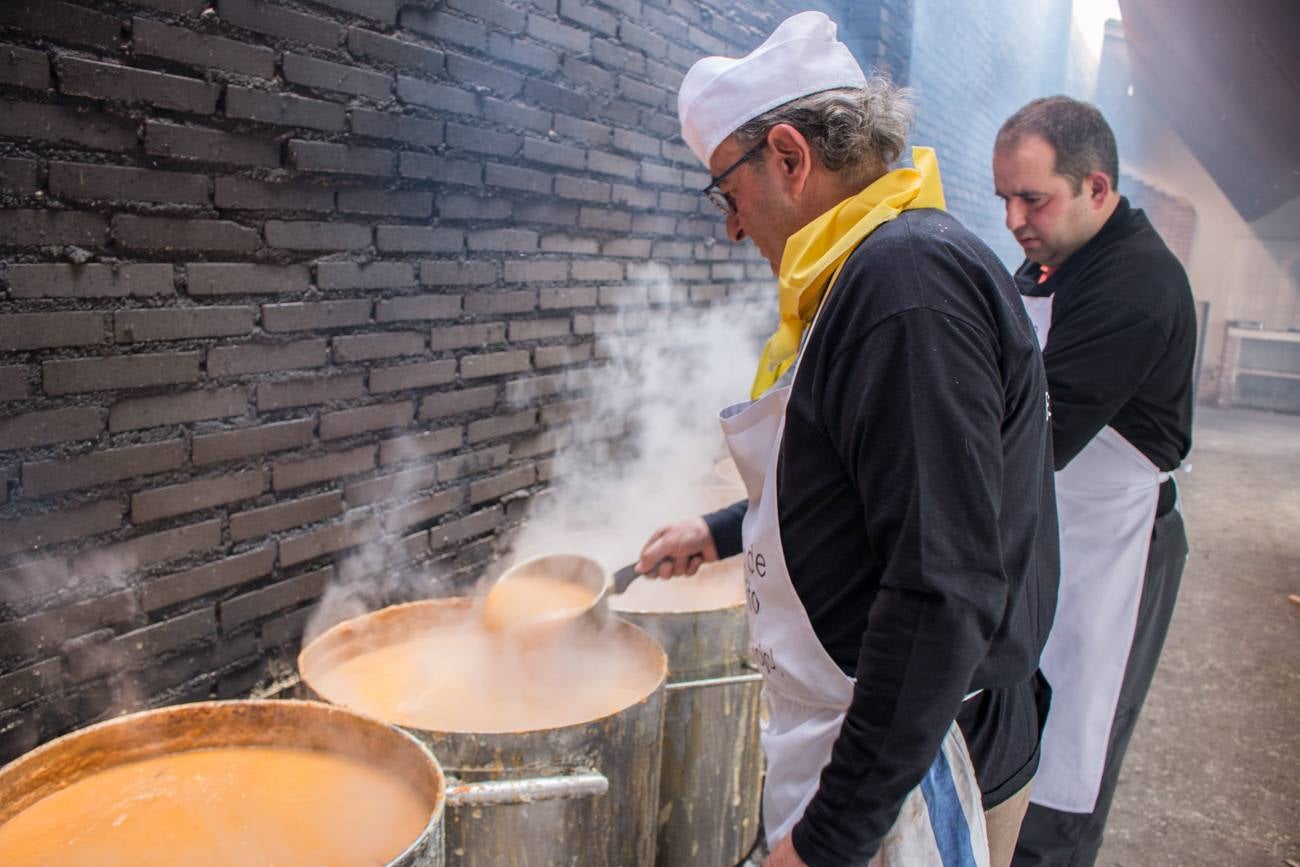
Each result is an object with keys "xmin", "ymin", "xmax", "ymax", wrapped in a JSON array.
[{"xmin": 1012, "ymin": 508, "xmax": 1189, "ymax": 867}]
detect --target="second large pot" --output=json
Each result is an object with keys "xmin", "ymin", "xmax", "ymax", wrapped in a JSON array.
[
  {"xmin": 613, "ymin": 558, "xmax": 765, "ymax": 867},
  {"xmin": 299, "ymin": 598, "xmax": 668, "ymax": 867}
]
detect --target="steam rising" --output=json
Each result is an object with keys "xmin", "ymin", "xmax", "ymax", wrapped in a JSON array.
[
  {"xmin": 508, "ymin": 265, "xmax": 769, "ymax": 572},
  {"xmin": 301, "ymin": 271, "xmax": 769, "ymax": 652}
]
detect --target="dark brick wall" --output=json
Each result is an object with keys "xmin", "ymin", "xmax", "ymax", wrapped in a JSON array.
[
  {"xmin": 0, "ymin": 0, "xmax": 904, "ymax": 761},
  {"xmin": 838, "ymin": 0, "xmax": 913, "ymax": 83},
  {"xmin": 907, "ymin": 0, "xmax": 1075, "ymax": 268}
]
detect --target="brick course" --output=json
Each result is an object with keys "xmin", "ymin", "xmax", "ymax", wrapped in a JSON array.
[
  {"xmin": 0, "ymin": 407, "xmax": 104, "ymax": 450},
  {"xmin": 0, "ymin": 99, "xmax": 137, "ymax": 153},
  {"xmin": 428, "ymin": 322, "xmax": 506, "ymax": 351},
  {"xmin": 379, "ymin": 425, "xmax": 463, "ymax": 465},
  {"xmin": 207, "ymin": 340, "xmax": 327, "ymax": 377},
  {"xmin": 50, "ymin": 162, "xmax": 209, "ymax": 206},
  {"xmin": 332, "ymin": 330, "xmax": 426, "ymax": 362},
  {"xmin": 109, "ymin": 387, "xmax": 248, "ymax": 432},
  {"xmin": 22, "ymin": 440, "xmax": 187, "ymax": 497},
  {"xmin": 418, "ymin": 385, "xmax": 497, "ymax": 420},
  {"xmin": 216, "ymin": 0, "xmax": 343, "ymax": 47},
  {"xmin": 220, "ymin": 566, "xmax": 332, "ymax": 629},
  {"xmin": 1, "ymin": 312, "xmax": 106, "ymax": 350},
  {"xmin": 381, "ymin": 487, "xmax": 464, "ymax": 533},
  {"xmin": 460, "ymin": 349, "xmax": 531, "ymax": 379},
  {"xmin": 115, "ymin": 307, "xmax": 257, "ymax": 343},
  {"xmin": 264, "ymin": 219, "xmax": 373, "ymax": 250},
  {"xmin": 211, "ymin": 181, "xmax": 333, "ymax": 215},
  {"xmin": 437, "ymin": 444, "xmax": 509, "ymax": 482},
  {"xmin": 66, "ymin": 608, "xmax": 219, "ymax": 680},
  {"xmin": 1, "ymin": 500, "xmax": 123, "ymax": 557},
  {"xmin": 278, "ymin": 515, "xmax": 383, "ymax": 567},
  {"xmin": 272, "ymin": 445, "xmax": 376, "ymax": 491},
  {"xmin": 112, "ymin": 215, "xmax": 260, "ymax": 253},
  {"xmin": 142, "ymin": 547, "xmax": 277, "ymax": 611},
  {"xmin": 375, "ymin": 294, "xmax": 462, "ymax": 322},
  {"xmin": 369, "ymin": 359, "xmax": 457, "ymax": 393},
  {"xmin": 344, "ymin": 466, "xmax": 436, "ymax": 507},
  {"xmin": 44, "ymin": 353, "xmax": 202, "ymax": 395},
  {"xmin": 131, "ymin": 17, "xmax": 277, "ymax": 78},
  {"xmin": 192, "ymin": 418, "xmax": 314, "ymax": 466},
  {"xmin": 71, "ymin": 519, "xmax": 222, "ymax": 582},
  {"xmin": 0, "ymin": 210, "xmax": 108, "ymax": 248},
  {"xmin": 145, "ymin": 121, "xmax": 280, "ymax": 168},
  {"xmin": 262, "ymin": 300, "xmax": 371, "ymax": 332},
  {"xmin": 256, "ymin": 373, "xmax": 364, "ymax": 410},
  {"xmin": 320, "ymin": 400, "xmax": 415, "ymax": 440},
  {"xmin": 226, "ymin": 87, "xmax": 347, "ymax": 133},
  {"xmin": 131, "ymin": 470, "xmax": 265, "ymax": 523},
  {"xmin": 56, "ymin": 57, "xmax": 221, "ymax": 115},
  {"xmin": 0, "ymin": 157, "xmax": 38, "ymax": 193},
  {"xmin": 229, "ymin": 492, "xmax": 342, "ymax": 543}
]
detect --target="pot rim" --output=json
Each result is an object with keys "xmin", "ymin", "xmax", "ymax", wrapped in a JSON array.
[
  {"xmin": 299, "ymin": 598, "xmax": 669, "ymax": 736},
  {"xmin": 0, "ymin": 698, "xmax": 446, "ymax": 867}
]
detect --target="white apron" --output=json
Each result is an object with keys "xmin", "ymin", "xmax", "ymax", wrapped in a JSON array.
[
  {"xmin": 718, "ymin": 348, "xmax": 989, "ymax": 865},
  {"xmin": 1022, "ymin": 292, "xmax": 1171, "ymax": 813}
]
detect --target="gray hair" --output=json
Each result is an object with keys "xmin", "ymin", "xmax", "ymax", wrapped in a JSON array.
[
  {"xmin": 731, "ymin": 76, "xmax": 915, "ymax": 187},
  {"xmin": 996, "ymin": 96, "xmax": 1120, "ymax": 192}
]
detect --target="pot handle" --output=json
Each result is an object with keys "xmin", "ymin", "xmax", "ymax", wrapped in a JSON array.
[
  {"xmin": 665, "ymin": 670, "xmax": 764, "ymax": 693},
  {"xmin": 445, "ymin": 769, "xmax": 608, "ymax": 807}
]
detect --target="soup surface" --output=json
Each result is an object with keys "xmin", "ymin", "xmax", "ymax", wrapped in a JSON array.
[
  {"xmin": 481, "ymin": 574, "xmax": 595, "ymax": 632},
  {"xmin": 308, "ymin": 610, "xmax": 656, "ymax": 732},
  {"xmin": 611, "ymin": 557, "xmax": 746, "ymax": 613},
  {"xmin": 0, "ymin": 746, "xmax": 430, "ymax": 867}
]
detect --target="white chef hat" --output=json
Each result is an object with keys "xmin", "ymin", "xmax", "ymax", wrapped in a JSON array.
[{"xmin": 677, "ymin": 11, "xmax": 868, "ymax": 167}]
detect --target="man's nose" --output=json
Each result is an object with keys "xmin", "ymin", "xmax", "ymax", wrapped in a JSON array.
[
  {"xmin": 1004, "ymin": 200, "xmax": 1026, "ymax": 233},
  {"xmin": 727, "ymin": 211, "xmax": 746, "ymax": 242}
]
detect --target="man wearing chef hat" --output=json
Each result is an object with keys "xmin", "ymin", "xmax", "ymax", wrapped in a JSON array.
[{"xmin": 637, "ymin": 11, "xmax": 1060, "ymax": 867}]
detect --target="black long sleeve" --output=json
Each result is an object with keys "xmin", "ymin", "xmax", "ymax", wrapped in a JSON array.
[
  {"xmin": 1038, "ymin": 297, "xmax": 1166, "ymax": 469},
  {"xmin": 703, "ymin": 500, "xmax": 746, "ymax": 558},
  {"xmin": 1017, "ymin": 198, "xmax": 1196, "ymax": 472},
  {"xmin": 791, "ymin": 308, "xmax": 1014, "ymax": 864},
  {"xmin": 770, "ymin": 210, "xmax": 1056, "ymax": 865}
]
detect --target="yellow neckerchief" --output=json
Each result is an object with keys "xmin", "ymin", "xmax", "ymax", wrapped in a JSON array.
[{"xmin": 751, "ymin": 146, "xmax": 947, "ymax": 398}]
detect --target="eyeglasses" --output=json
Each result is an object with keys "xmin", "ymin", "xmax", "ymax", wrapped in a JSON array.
[{"xmin": 701, "ymin": 140, "xmax": 767, "ymax": 215}]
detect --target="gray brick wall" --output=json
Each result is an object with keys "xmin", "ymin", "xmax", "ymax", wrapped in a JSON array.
[
  {"xmin": 0, "ymin": 0, "xmax": 905, "ymax": 761},
  {"xmin": 907, "ymin": 0, "xmax": 1075, "ymax": 268}
]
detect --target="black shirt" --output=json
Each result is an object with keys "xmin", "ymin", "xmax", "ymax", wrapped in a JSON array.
[
  {"xmin": 1017, "ymin": 197, "xmax": 1196, "ymax": 474},
  {"xmin": 705, "ymin": 209, "xmax": 1059, "ymax": 866}
]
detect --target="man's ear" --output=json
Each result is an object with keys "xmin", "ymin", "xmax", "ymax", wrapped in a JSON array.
[
  {"xmin": 1085, "ymin": 170, "xmax": 1112, "ymax": 206},
  {"xmin": 765, "ymin": 123, "xmax": 814, "ymax": 196}
]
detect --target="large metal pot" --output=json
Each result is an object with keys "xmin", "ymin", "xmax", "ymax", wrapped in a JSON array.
[
  {"xmin": 299, "ymin": 598, "xmax": 668, "ymax": 867},
  {"xmin": 0, "ymin": 699, "xmax": 447, "ymax": 866},
  {"xmin": 612, "ymin": 557, "xmax": 765, "ymax": 867}
]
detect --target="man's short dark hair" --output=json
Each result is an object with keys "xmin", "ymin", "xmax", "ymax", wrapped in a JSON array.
[{"xmin": 996, "ymin": 96, "xmax": 1120, "ymax": 192}]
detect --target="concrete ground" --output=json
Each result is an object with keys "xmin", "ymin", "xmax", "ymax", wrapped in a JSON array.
[
  {"xmin": 741, "ymin": 406, "xmax": 1299, "ymax": 866},
  {"xmin": 1099, "ymin": 406, "xmax": 1300, "ymax": 866}
]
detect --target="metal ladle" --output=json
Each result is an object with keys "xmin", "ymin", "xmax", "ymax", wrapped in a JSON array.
[{"xmin": 483, "ymin": 552, "xmax": 611, "ymax": 631}]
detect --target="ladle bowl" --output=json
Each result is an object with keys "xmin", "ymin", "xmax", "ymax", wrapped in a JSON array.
[{"xmin": 484, "ymin": 552, "xmax": 611, "ymax": 631}]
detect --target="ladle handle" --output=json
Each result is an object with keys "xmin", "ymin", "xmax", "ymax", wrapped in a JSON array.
[
  {"xmin": 665, "ymin": 671, "xmax": 765, "ymax": 692},
  {"xmin": 445, "ymin": 769, "xmax": 609, "ymax": 807},
  {"xmin": 612, "ymin": 552, "xmax": 707, "ymax": 594}
]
